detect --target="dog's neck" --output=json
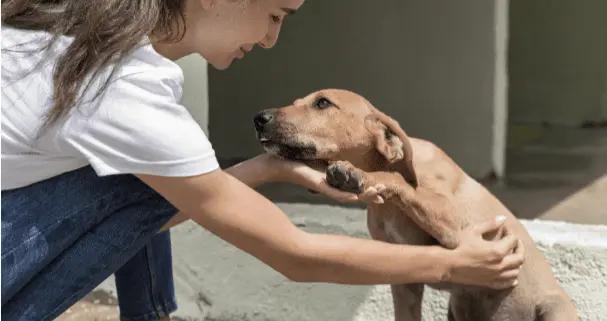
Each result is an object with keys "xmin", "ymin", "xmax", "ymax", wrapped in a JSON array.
[
  {"xmin": 341, "ymin": 149, "xmax": 392, "ymax": 173},
  {"xmin": 338, "ymin": 147, "xmax": 419, "ymax": 188}
]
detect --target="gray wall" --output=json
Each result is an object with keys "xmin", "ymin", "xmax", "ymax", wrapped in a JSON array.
[
  {"xmin": 209, "ymin": 0, "xmax": 507, "ymax": 178},
  {"xmin": 509, "ymin": 0, "xmax": 607, "ymax": 126}
]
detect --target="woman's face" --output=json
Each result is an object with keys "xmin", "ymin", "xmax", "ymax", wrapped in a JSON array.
[{"xmin": 188, "ymin": 0, "xmax": 304, "ymax": 69}]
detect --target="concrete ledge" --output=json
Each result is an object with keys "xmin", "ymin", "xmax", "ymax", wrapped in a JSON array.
[{"xmin": 96, "ymin": 203, "xmax": 607, "ymax": 321}]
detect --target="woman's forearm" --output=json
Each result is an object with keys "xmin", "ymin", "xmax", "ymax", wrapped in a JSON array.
[
  {"xmin": 166, "ymin": 157, "xmax": 450, "ymax": 284},
  {"xmin": 151, "ymin": 169, "xmax": 449, "ymax": 285},
  {"xmin": 160, "ymin": 158, "xmax": 271, "ymax": 231},
  {"xmin": 223, "ymin": 158, "xmax": 451, "ymax": 284},
  {"xmin": 150, "ymin": 167, "xmax": 521, "ymax": 288},
  {"xmin": 292, "ymin": 233, "xmax": 450, "ymax": 285},
  {"xmin": 169, "ymin": 158, "xmax": 451, "ymax": 283},
  {"xmin": 224, "ymin": 156, "xmax": 274, "ymax": 188}
]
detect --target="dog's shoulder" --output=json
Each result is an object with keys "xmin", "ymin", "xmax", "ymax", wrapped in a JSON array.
[{"xmin": 410, "ymin": 138, "xmax": 466, "ymax": 194}]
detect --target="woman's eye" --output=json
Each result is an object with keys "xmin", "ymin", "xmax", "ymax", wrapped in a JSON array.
[
  {"xmin": 314, "ymin": 97, "xmax": 333, "ymax": 109},
  {"xmin": 271, "ymin": 15, "xmax": 281, "ymax": 23}
]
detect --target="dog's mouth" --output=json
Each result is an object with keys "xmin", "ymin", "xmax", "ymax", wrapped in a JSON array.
[{"xmin": 256, "ymin": 133, "xmax": 317, "ymax": 161}]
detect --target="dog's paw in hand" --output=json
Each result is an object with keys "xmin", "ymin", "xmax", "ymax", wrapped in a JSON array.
[{"xmin": 326, "ymin": 161, "xmax": 366, "ymax": 194}]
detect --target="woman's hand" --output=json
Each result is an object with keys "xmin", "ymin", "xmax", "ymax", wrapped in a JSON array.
[
  {"xmin": 254, "ymin": 153, "xmax": 384, "ymax": 204},
  {"xmin": 445, "ymin": 216, "xmax": 525, "ymax": 289}
]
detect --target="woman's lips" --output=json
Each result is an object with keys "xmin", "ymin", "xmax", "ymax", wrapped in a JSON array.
[{"xmin": 236, "ymin": 47, "xmax": 249, "ymax": 59}]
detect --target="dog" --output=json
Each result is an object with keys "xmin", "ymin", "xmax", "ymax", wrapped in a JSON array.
[{"xmin": 253, "ymin": 89, "xmax": 578, "ymax": 321}]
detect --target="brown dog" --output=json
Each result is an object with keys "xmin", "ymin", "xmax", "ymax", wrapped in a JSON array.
[{"xmin": 253, "ymin": 89, "xmax": 578, "ymax": 321}]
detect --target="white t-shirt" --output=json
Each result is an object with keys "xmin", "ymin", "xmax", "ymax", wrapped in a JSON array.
[{"xmin": 1, "ymin": 27, "xmax": 219, "ymax": 190}]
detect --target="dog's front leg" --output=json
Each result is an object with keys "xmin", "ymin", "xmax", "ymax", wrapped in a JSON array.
[
  {"xmin": 326, "ymin": 161, "xmax": 463, "ymax": 249},
  {"xmin": 391, "ymin": 284, "xmax": 424, "ymax": 321},
  {"xmin": 387, "ymin": 180, "xmax": 465, "ymax": 249}
]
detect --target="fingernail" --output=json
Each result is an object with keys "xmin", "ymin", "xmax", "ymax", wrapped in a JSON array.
[
  {"xmin": 513, "ymin": 280, "xmax": 519, "ymax": 286},
  {"xmin": 496, "ymin": 215, "xmax": 507, "ymax": 222}
]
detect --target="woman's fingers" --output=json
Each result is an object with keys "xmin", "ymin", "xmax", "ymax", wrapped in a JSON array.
[
  {"xmin": 280, "ymin": 158, "xmax": 386, "ymax": 204},
  {"xmin": 359, "ymin": 185, "xmax": 385, "ymax": 204},
  {"xmin": 317, "ymin": 179, "xmax": 359, "ymax": 203},
  {"xmin": 473, "ymin": 215, "xmax": 507, "ymax": 235},
  {"xmin": 514, "ymin": 239, "xmax": 525, "ymax": 256},
  {"xmin": 318, "ymin": 182, "xmax": 385, "ymax": 204},
  {"xmin": 498, "ymin": 240, "xmax": 525, "ymax": 270},
  {"xmin": 497, "ymin": 268, "xmax": 520, "ymax": 280},
  {"xmin": 491, "ymin": 234, "xmax": 519, "ymax": 259},
  {"xmin": 489, "ymin": 279, "xmax": 519, "ymax": 290}
]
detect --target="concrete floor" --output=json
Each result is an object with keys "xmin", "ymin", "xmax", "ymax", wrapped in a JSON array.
[{"xmin": 59, "ymin": 212, "xmax": 607, "ymax": 321}]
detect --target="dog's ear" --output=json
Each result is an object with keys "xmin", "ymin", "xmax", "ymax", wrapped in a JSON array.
[{"xmin": 365, "ymin": 111, "xmax": 418, "ymax": 188}]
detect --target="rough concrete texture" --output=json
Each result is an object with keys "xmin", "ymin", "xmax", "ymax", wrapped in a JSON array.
[{"xmin": 89, "ymin": 204, "xmax": 606, "ymax": 321}]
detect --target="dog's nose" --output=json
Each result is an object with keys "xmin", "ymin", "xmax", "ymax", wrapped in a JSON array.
[{"xmin": 254, "ymin": 111, "xmax": 275, "ymax": 131}]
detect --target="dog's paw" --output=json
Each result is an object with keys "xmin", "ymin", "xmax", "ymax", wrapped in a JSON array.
[{"xmin": 326, "ymin": 161, "xmax": 365, "ymax": 194}]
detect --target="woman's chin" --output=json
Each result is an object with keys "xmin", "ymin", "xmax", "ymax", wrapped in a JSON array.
[{"xmin": 208, "ymin": 57, "xmax": 234, "ymax": 70}]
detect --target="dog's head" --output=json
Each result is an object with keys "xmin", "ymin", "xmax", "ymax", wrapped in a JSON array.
[{"xmin": 254, "ymin": 89, "xmax": 418, "ymax": 187}]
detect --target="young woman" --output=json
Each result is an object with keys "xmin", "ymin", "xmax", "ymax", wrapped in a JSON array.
[{"xmin": 1, "ymin": 1, "xmax": 524, "ymax": 320}]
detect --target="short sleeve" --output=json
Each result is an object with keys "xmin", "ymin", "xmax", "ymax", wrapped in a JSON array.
[{"xmin": 59, "ymin": 69, "xmax": 220, "ymax": 177}]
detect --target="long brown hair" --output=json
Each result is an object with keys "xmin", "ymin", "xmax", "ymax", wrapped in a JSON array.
[{"xmin": 1, "ymin": 0, "xmax": 187, "ymax": 128}]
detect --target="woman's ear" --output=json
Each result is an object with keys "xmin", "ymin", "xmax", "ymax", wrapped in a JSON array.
[{"xmin": 364, "ymin": 113, "xmax": 418, "ymax": 188}]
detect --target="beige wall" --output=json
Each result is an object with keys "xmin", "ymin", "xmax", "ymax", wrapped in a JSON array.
[{"xmin": 208, "ymin": 0, "xmax": 508, "ymax": 178}]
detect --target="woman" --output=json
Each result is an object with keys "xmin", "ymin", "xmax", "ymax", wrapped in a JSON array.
[{"xmin": 1, "ymin": 1, "xmax": 524, "ymax": 320}]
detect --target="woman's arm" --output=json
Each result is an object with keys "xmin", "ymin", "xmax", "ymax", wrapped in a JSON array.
[
  {"xmin": 138, "ymin": 169, "xmax": 523, "ymax": 288},
  {"xmin": 222, "ymin": 154, "xmax": 274, "ymax": 188},
  {"xmin": 160, "ymin": 154, "xmax": 372, "ymax": 230},
  {"xmin": 224, "ymin": 154, "xmax": 362, "ymax": 202}
]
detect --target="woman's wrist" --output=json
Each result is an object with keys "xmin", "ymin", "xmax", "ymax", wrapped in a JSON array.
[
  {"xmin": 424, "ymin": 246, "xmax": 455, "ymax": 283},
  {"xmin": 250, "ymin": 154, "xmax": 297, "ymax": 183},
  {"xmin": 225, "ymin": 154, "xmax": 279, "ymax": 187},
  {"xmin": 252, "ymin": 154, "xmax": 290, "ymax": 183}
]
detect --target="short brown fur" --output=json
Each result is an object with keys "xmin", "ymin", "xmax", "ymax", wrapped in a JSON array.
[{"xmin": 255, "ymin": 89, "xmax": 578, "ymax": 321}]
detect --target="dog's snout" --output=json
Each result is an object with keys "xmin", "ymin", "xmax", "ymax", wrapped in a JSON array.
[{"xmin": 254, "ymin": 111, "xmax": 275, "ymax": 131}]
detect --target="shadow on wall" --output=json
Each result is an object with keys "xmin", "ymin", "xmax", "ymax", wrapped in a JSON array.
[
  {"xmin": 499, "ymin": 0, "xmax": 607, "ymax": 223},
  {"xmin": 488, "ymin": 125, "xmax": 607, "ymax": 224}
]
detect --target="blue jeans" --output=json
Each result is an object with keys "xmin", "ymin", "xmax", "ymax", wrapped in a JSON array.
[{"xmin": 2, "ymin": 165, "xmax": 179, "ymax": 321}]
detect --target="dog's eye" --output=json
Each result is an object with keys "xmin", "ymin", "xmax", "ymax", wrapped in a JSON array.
[{"xmin": 314, "ymin": 97, "xmax": 333, "ymax": 109}]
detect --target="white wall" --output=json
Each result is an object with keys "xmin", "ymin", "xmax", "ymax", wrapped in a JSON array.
[{"xmin": 176, "ymin": 54, "xmax": 210, "ymax": 135}]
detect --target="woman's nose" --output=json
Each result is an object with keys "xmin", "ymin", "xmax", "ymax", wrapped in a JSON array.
[
  {"xmin": 258, "ymin": 24, "xmax": 281, "ymax": 49},
  {"xmin": 258, "ymin": 35, "xmax": 277, "ymax": 49}
]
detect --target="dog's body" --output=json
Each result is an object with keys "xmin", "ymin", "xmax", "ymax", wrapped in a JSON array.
[
  {"xmin": 254, "ymin": 89, "xmax": 578, "ymax": 321},
  {"xmin": 356, "ymin": 139, "xmax": 576, "ymax": 321}
]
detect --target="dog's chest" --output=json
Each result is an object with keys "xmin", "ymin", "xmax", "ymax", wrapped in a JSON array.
[{"xmin": 368, "ymin": 204, "xmax": 434, "ymax": 246}]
